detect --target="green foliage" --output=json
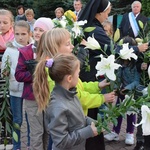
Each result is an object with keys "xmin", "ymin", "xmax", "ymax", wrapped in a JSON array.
[
  {"xmin": 141, "ymin": 0, "xmax": 150, "ymax": 17},
  {"xmin": 32, "ymin": 0, "xmax": 74, "ymax": 19},
  {"xmin": 96, "ymin": 85, "xmax": 150, "ymax": 134},
  {"xmin": 0, "ymin": 56, "xmax": 19, "ymax": 145}
]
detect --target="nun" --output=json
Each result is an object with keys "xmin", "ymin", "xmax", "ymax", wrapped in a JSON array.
[
  {"xmin": 78, "ymin": 0, "xmax": 148, "ymax": 150},
  {"xmin": 78, "ymin": 0, "xmax": 112, "ymax": 82},
  {"xmin": 79, "ymin": 1, "xmax": 112, "ymax": 150}
]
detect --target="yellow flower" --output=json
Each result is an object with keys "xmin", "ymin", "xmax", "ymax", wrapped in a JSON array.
[{"xmin": 64, "ymin": 10, "xmax": 77, "ymax": 22}]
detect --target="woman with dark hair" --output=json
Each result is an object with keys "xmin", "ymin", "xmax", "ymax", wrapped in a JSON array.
[
  {"xmin": 15, "ymin": 5, "xmax": 27, "ymax": 22},
  {"xmin": 78, "ymin": 0, "xmax": 148, "ymax": 149}
]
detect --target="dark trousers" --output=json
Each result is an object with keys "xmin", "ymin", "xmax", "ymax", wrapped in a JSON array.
[
  {"xmin": 144, "ymin": 135, "xmax": 150, "ymax": 150},
  {"xmin": 86, "ymin": 108, "xmax": 105, "ymax": 150},
  {"xmin": 136, "ymin": 111, "xmax": 144, "ymax": 142}
]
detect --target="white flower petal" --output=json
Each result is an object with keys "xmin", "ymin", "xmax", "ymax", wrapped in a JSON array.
[
  {"xmin": 77, "ymin": 20, "xmax": 87, "ymax": 26},
  {"xmin": 59, "ymin": 20, "xmax": 67, "ymax": 28},
  {"xmin": 85, "ymin": 34, "xmax": 101, "ymax": 50},
  {"xmin": 106, "ymin": 69, "xmax": 116, "ymax": 81},
  {"xmin": 119, "ymin": 43, "xmax": 137, "ymax": 60},
  {"xmin": 95, "ymin": 54, "xmax": 121, "ymax": 81},
  {"xmin": 134, "ymin": 105, "xmax": 150, "ymax": 135}
]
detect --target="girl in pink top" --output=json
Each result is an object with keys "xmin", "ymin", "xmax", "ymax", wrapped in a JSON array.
[{"xmin": 0, "ymin": 9, "xmax": 14, "ymax": 56}]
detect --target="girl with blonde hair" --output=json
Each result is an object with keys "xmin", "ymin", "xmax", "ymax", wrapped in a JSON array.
[
  {"xmin": 0, "ymin": 9, "xmax": 14, "ymax": 57},
  {"xmin": 1, "ymin": 20, "xmax": 32, "ymax": 150},
  {"xmin": 34, "ymin": 28, "xmax": 115, "ymax": 113}
]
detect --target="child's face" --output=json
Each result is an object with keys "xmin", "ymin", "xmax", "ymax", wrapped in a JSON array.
[
  {"xmin": 26, "ymin": 15, "xmax": 34, "ymax": 22},
  {"xmin": 0, "ymin": 15, "xmax": 13, "ymax": 34},
  {"xmin": 69, "ymin": 63, "xmax": 80, "ymax": 88},
  {"xmin": 18, "ymin": 8, "xmax": 24, "ymax": 15},
  {"xmin": 33, "ymin": 27, "xmax": 45, "ymax": 42},
  {"xmin": 55, "ymin": 10, "xmax": 63, "ymax": 19},
  {"xmin": 59, "ymin": 37, "xmax": 74, "ymax": 54},
  {"xmin": 104, "ymin": 25, "xmax": 111, "ymax": 36},
  {"xmin": 15, "ymin": 26, "xmax": 30, "ymax": 46}
]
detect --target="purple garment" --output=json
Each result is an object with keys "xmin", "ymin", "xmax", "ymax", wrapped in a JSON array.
[
  {"xmin": 15, "ymin": 44, "xmax": 35, "ymax": 100},
  {"xmin": 113, "ymin": 94, "xmax": 136, "ymax": 134}
]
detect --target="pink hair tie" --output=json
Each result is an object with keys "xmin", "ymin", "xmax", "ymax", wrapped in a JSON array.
[{"xmin": 46, "ymin": 59, "xmax": 54, "ymax": 68}]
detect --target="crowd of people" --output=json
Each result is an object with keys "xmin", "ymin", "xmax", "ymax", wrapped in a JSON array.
[{"xmin": 0, "ymin": 0, "xmax": 150, "ymax": 150}]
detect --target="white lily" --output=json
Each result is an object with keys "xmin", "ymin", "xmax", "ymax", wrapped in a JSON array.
[
  {"xmin": 95, "ymin": 54, "xmax": 121, "ymax": 81},
  {"xmin": 148, "ymin": 65, "xmax": 150, "ymax": 79},
  {"xmin": 72, "ymin": 22, "xmax": 81, "ymax": 38},
  {"xmin": 119, "ymin": 43, "xmax": 137, "ymax": 60},
  {"xmin": 59, "ymin": 20, "xmax": 67, "ymax": 28},
  {"xmin": 134, "ymin": 105, "xmax": 150, "ymax": 136},
  {"xmin": 77, "ymin": 20, "xmax": 87, "ymax": 26},
  {"xmin": 85, "ymin": 34, "xmax": 101, "ymax": 50},
  {"xmin": 71, "ymin": 20, "xmax": 87, "ymax": 38}
]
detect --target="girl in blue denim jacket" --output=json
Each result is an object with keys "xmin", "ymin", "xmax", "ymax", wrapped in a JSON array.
[{"xmin": 104, "ymin": 36, "xmax": 140, "ymax": 146}]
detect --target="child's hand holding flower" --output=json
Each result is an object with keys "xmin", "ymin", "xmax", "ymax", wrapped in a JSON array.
[{"xmin": 98, "ymin": 79, "xmax": 110, "ymax": 89}]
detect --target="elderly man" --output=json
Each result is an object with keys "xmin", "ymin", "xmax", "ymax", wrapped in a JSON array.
[{"xmin": 119, "ymin": 1, "xmax": 148, "ymax": 39}]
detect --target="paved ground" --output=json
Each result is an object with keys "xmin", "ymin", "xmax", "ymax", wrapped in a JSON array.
[
  {"xmin": 104, "ymin": 122, "xmax": 136, "ymax": 150},
  {"xmin": 21, "ymin": 113, "xmax": 136, "ymax": 150}
]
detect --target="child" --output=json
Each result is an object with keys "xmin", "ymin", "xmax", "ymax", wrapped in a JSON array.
[
  {"xmin": 53, "ymin": 7, "xmax": 64, "ymax": 21},
  {"xmin": 15, "ymin": 17, "xmax": 54, "ymax": 150},
  {"xmin": 102, "ymin": 20, "xmax": 113, "ymax": 38},
  {"xmin": 15, "ymin": 5, "xmax": 26, "ymax": 22},
  {"xmin": 0, "ymin": 9, "xmax": 14, "ymax": 59},
  {"xmin": 104, "ymin": 36, "xmax": 140, "ymax": 145},
  {"xmin": 1, "ymin": 20, "xmax": 33, "ymax": 150},
  {"xmin": 33, "ymin": 28, "xmax": 115, "ymax": 150},
  {"xmin": 34, "ymin": 28, "xmax": 115, "ymax": 114},
  {"xmin": 25, "ymin": 9, "xmax": 36, "ymax": 34},
  {"xmin": 35, "ymin": 53, "xmax": 98, "ymax": 150}
]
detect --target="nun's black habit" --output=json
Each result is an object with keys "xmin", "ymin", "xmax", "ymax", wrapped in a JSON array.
[{"xmin": 78, "ymin": 1, "xmax": 112, "ymax": 150}]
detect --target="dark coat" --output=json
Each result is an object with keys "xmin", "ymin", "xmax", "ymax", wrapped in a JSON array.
[
  {"xmin": 119, "ymin": 13, "xmax": 148, "ymax": 39},
  {"xmin": 79, "ymin": 18, "xmax": 139, "ymax": 82},
  {"xmin": 79, "ymin": 18, "xmax": 112, "ymax": 82}
]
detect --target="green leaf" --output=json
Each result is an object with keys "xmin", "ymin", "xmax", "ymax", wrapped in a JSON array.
[
  {"xmin": 118, "ymin": 39, "xmax": 123, "ymax": 45},
  {"xmin": 103, "ymin": 125, "xmax": 111, "ymax": 133},
  {"xmin": 4, "ymin": 138, "xmax": 8, "ymax": 146},
  {"xmin": 13, "ymin": 123, "xmax": 20, "ymax": 130},
  {"xmin": 6, "ymin": 121, "xmax": 11, "ymax": 134},
  {"xmin": 1, "ymin": 99, "xmax": 6, "ymax": 114},
  {"xmin": 13, "ymin": 131, "xmax": 18, "ymax": 142},
  {"xmin": 84, "ymin": 27, "xmax": 96, "ymax": 32}
]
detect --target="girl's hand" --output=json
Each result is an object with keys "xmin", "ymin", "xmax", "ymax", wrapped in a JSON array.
[
  {"xmin": 138, "ymin": 43, "xmax": 148, "ymax": 52},
  {"xmin": 104, "ymin": 91, "xmax": 115, "ymax": 103},
  {"xmin": 80, "ymin": 39, "xmax": 87, "ymax": 46},
  {"xmin": 98, "ymin": 79, "xmax": 110, "ymax": 89},
  {"xmin": 91, "ymin": 122, "xmax": 98, "ymax": 136}
]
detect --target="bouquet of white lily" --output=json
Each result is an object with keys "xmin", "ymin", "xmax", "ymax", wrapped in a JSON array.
[
  {"xmin": 53, "ymin": 10, "xmax": 95, "ymax": 46},
  {"xmin": 84, "ymin": 34, "xmax": 150, "ymax": 134},
  {"xmin": 84, "ymin": 35, "xmax": 138, "ymax": 82},
  {"xmin": 96, "ymin": 84, "xmax": 150, "ymax": 134}
]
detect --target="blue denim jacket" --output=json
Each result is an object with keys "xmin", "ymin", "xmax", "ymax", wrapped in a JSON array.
[{"xmin": 117, "ymin": 65, "xmax": 140, "ymax": 90}]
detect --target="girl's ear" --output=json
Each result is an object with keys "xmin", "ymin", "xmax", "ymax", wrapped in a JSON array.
[{"xmin": 67, "ymin": 75, "xmax": 72, "ymax": 83}]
